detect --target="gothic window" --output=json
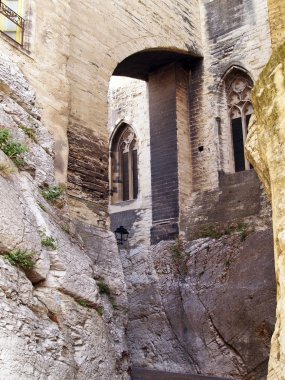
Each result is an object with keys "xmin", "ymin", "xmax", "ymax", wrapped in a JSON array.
[
  {"xmin": 110, "ymin": 124, "xmax": 138, "ymax": 203},
  {"xmin": 0, "ymin": 0, "xmax": 24, "ymax": 45},
  {"xmin": 226, "ymin": 72, "xmax": 253, "ymax": 172}
]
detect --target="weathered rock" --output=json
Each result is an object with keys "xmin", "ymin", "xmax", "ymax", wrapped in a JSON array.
[
  {"xmin": 0, "ymin": 257, "xmax": 129, "ymax": 380},
  {"xmin": 122, "ymin": 230, "xmax": 275, "ymax": 379},
  {"xmin": 0, "ymin": 56, "xmax": 54, "ymax": 187},
  {"xmin": 0, "ymin": 55, "xmax": 130, "ymax": 379}
]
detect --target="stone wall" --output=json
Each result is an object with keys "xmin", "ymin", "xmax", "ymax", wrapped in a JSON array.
[
  {"xmin": 0, "ymin": 0, "xmax": 202, "ymax": 223},
  {"xmin": 181, "ymin": 170, "xmax": 271, "ymax": 240},
  {"xmin": 67, "ymin": 0, "xmax": 202, "ymax": 222},
  {"xmin": 107, "ymin": 0, "xmax": 273, "ymax": 244},
  {"xmin": 191, "ymin": 0, "xmax": 272, "ymax": 192},
  {"xmin": 0, "ymin": 0, "xmax": 273, "ymax": 225},
  {"xmin": 108, "ymin": 76, "xmax": 152, "ymax": 248}
]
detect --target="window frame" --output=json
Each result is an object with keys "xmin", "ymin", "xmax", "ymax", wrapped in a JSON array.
[
  {"xmin": 226, "ymin": 72, "xmax": 254, "ymax": 173},
  {"xmin": 0, "ymin": 0, "xmax": 25, "ymax": 46},
  {"xmin": 110, "ymin": 123, "xmax": 139, "ymax": 204}
]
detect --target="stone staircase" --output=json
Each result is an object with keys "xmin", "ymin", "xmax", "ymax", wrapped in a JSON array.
[{"xmin": 131, "ymin": 368, "xmax": 235, "ymax": 380}]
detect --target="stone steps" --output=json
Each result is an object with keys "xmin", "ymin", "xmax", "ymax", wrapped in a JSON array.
[{"xmin": 131, "ymin": 368, "xmax": 235, "ymax": 380}]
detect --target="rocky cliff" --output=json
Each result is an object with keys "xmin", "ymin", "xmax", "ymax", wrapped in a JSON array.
[
  {"xmin": 0, "ymin": 55, "xmax": 129, "ymax": 380},
  {"xmin": 121, "ymin": 228, "xmax": 275, "ymax": 380},
  {"xmin": 246, "ymin": 42, "xmax": 285, "ymax": 380}
]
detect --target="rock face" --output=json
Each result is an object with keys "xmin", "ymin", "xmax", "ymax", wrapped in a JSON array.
[
  {"xmin": 122, "ymin": 230, "xmax": 276, "ymax": 380},
  {"xmin": 0, "ymin": 55, "xmax": 129, "ymax": 379},
  {"xmin": 245, "ymin": 42, "xmax": 285, "ymax": 380}
]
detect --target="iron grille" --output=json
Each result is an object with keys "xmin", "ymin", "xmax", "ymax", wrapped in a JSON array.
[{"xmin": 0, "ymin": 0, "xmax": 25, "ymax": 45}]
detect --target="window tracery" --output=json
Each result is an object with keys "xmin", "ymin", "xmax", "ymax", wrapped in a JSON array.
[
  {"xmin": 226, "ymin": 73, "xmax": 253, "ymax": 172},
  {"xmin": 110, "ymin": 124, "xmax": 138, "ymax": 203}
]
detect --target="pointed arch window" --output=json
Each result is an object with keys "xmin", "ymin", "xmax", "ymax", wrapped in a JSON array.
[
  {"xmin": 226, "ymin": 72, "xmax": 253, "ymax": 172},
  {"xmin": 110, "ymin": 124, "xmax": 138, "ymax": 203}
]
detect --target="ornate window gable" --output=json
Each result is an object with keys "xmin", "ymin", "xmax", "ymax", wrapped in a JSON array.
[
  {"xmin": 110, "ymin": 123, "xmax": 138, "ymax": 203},
  {"xmin": 226, "ymin": 71, "xmax": 253, "ymax": 172}
]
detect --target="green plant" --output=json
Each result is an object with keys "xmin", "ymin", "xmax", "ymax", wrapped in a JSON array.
[
  {"xmin": 78, "ymin": 300, "xmax": 89, "ymax": 308},
  {"xmin": 61, "ymin": 224, "xmax": 70, "ymax": 234},
  {"xmin": 198, "ymin": 223, "xmax": 253, "ymax": 240},
  {"xmin": 41, "ymin": 185, "xmax": 65, "ymax": 202},
  {"xmin": 97, "ymin": 280, "xmax": 119, "ymax": 310},
  {"xmin": 19, "ymin": 125, "xmax": 37, "ymax": 142},
  {"xmin": 0, "ymin": 128, "xmax": 28, "ymax": 167},
  {"xmin": 98, "ymin": 280, "xmax": 111, "ymax": 296},
  {"xmin": 169, "ymin": 237, "xmax": 188, "ymax": 277},
  {"xmin": 0, "ymin": 129, "xmax": 10, "ymax": 146},
  {"xmin": 198, "ymin": 227, "xmax": 225, "ymax": 239},
  {"xmin": 95, "ymin": 306, "xmax": 104, "ymax": 316},
  {"xmin": 41, "ymin": 234, "xmax": 57, "ymax": 250},
  {"xmin": 111, "ymin": 299, "xmax": 119, "ymax": 310},
  {"xmin": 2, "ymin": 142, "xmax": 28, "ymax": 159},
  {"xmin": 3, "ymin": 250, "xmax": 35, "ymax": 269},
  {"xmin": 0, "ymin": 162, "xmax": 16, "ymax": 177},
  {"xmin": 170, "ymin": 237, "xmax": 186, "ymax": 260},
  {"xmin": 38, "ymin": 203, "xmax": 47, "ymax": 212},
  {"xmin": 237, "ymin": 222, "xmax": 253, "ymax": 241},
  {"xmin": 225, "ymin": 259, "xmax": 231, "ymax": 267}
]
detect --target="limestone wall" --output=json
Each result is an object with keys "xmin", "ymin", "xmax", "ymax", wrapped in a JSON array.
[
  {"xmin": 0, "ymin": 0, "xmax": 202, "ymax": 224},
  {"xmin": 67, "ymin": 0, "xmax": 202, "ymax": 222},
  {"xmin": 0, "ymin": 0, "xmax": 273, "ymax": 225},
  {"xmin": 68, "ymin": 0, "xmax": 202, "ymax": 138},
  {"xmin": 191, "ymin": 0, "xmax": 272, "ymax": 192}
]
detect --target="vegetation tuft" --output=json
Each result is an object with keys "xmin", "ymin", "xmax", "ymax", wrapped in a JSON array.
[
  {"xmin": 78, "ymin": 300, "xmax": 90, "ymax": 308},
  {"xmin": 41, "ymin": 185, "xmax": 65, "ymax": 202},
  {"xmin": 110, "ymin": 299, "xmax": 119, "ymax": 310},
  {"xmin": 95, "ymin": 306, "xmax": 104, "ymax": 316},
  {"xmin": 0, "ymin": 162, "xmax": 16, "ymax": 177},
  {"xmin": 3, "ymin": 249, "xmax": 36, "ymax": 269},
  {"xmin": 41, "ymin": 234, "xmax": 57, "ymax": 250},
  {"xmin": 97, "ymin": 280, "xmax": 111, "ymax": 296},
  {"xmin": 0, "ymin": 129, "xmax": 10, "ymax": 146},
  {"xmin": 237, "ymin": 223, "xmax": 252, "ymax": 241},
  {"xmin": 19, "ymin": 124, "xmax": 37, "ymax": 143},
  {"xmin": 38, "ymin": 203, "xmax": 47, "ymax": 212},
  {"xmin": 170, "ymin": 237, "xmax": 186, "ymax": 260},
  {"xmin": 198, "ymin": 222, "xmax": 253, "ymax": 241},
  {"xmin": 77, "ymin": 300, "xmax": 105, "ymax": 316},
  {"xmin": 0, "ymin": 128, "xmax": 28, "ymax": 167},
  {"xmin": 97, "ymin": 279, "xmax": 119, "ymax": 310},
  {"xmin": 169, "ymin": 237, "xmax": 188, "ymax": 277},
  {"xmin": 61, "ymin": 224, "xmax": 70, "ymax": 234}
]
